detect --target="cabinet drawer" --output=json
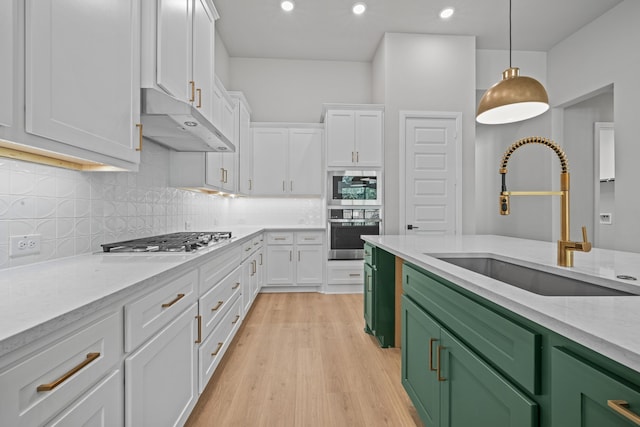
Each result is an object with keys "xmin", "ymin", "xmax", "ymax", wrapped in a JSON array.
[
  {"xmin": 200, "ymin": 245, "xmax": 241, "ymax": 295},
  {"xmin": 241, "ymin": 240, "xmax": 254, "ymax": 260},
  {"xmin": 364, "ymin": 243, "xmax": 374, "ymax": 265},
  {"xmin": 552, "ymin": 347, "xmax": 640, "ymax": 426},
  {"xmin": 404, "ymin": 263, "xmax": 540, "ymax": 394},
  {"xmin": 252, "ymin": 235, "xmax": 263, "ymax": 249},
  {"xmin": 327, "ymin": 262, "xmax": 364, "ymax": 284},
  {"xmin": 296, "ymin": 231, "xmax": 324, "ymax": 245},
  {"xmin": 199, "ymin": 266, "xmax": 242, "ymax": 339},
  {"xmin": 125, "ymin": 269, "xmax": 198, "ymax": 352},
  {"xmin": 267, "ymin": 232, "xmax": 294, "ymax": 245},
  {"xmin": 0, "ymin": 312, "xmax": 122, "ymax": 427},
  {"xmin": 46, "ymin": 369, "xmax": 123, "ymax": 427},
  {"xmin": 199, "ymin": 295, "xmax": 242, "ymax": 393}
]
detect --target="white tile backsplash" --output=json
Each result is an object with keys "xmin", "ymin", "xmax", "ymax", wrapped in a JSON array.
[{"xmin": 0, "ymin": 140, "xmax": 323, "ymax": 269}]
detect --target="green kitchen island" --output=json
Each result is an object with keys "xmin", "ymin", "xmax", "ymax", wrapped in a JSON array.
[{"xmin": 362, "ymin": 234, "xmax": 640, "ymax": 427}]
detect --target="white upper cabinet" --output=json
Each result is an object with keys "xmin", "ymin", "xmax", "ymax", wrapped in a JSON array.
[
  {"xmin": 324, "ymin": 105, "xmax": 384, "ymax": 168},
  {"xmin": 252, "ymin": 125, "xmax": 323, "ymax": 197},
  {"xmin": 0, "ymin": 0, "xmax": 14, "ymax": 128},
  {"xmin": 25, "ymin": 0, "xmax": 141, "ymax": 165},
  {"xmin": 156, "ymin": 0, "xmax": 192, "ymax": 103},
  {"xmin": 192, "ymin": 0, "xmax": 216, "ymax": 122},
  {"xmin": 235, "ymin": 95, "xmax": 253, "ymax": 195}
]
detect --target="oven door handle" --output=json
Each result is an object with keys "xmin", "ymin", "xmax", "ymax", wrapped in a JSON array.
[{"xmin": 328, "ymin": 219, "xmax": 382, "ymax": 223}]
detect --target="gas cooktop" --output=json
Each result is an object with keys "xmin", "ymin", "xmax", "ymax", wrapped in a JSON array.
[{"xmin": 101, "ymin": 231, "xmax": 232, "ymax": 253}]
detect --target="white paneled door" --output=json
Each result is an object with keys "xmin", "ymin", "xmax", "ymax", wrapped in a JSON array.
[{"xmin": 401, "ymin": 113, "xmax": 461, "ymax": 236}]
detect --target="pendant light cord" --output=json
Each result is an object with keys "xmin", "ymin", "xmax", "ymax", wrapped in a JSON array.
[{"xmin": 509, "ymin": 0, "xmax": 512, "ymax": 67}]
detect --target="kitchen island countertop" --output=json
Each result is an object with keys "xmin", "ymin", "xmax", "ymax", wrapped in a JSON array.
[{"xmin": 362, "ymin": 234, "xmax": 640, "ymax": 373}]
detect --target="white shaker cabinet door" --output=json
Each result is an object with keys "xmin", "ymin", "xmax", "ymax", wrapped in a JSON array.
[
  {"xmin": 192, "ymin": 0, "xmax": 215, "ymax": 123},
  {"xmin": 289, "ymin": 128, "xmax": 322, "ymax": 195},
  {"xmin": 266, "ymin": 245, "xmax": 295, "ymax": 286},
  {"xmin": 25, "ymin": 0, "xmax": 141, "ymax": 164},
  {"xmin": 0, "ymin": 0, "xmax": 14, "ymax": 127},
  {"xmin": 326, "ymin": 110, "xmax": 356, "ymax": 167},
  {"xmin": 125, "ymin": 304, "xmax": 198, "ymax": 427},
  {"xmin": 252, "ymin": 128, "xmax": 288, "ymax": 195},
  {"xmin": 157, "ymin": 0, "xmax": 191, "ymax": 102},
  {"xmin": 296, "ymin": 245, "xmax": 324, "ymax": 285},
  {"xmin": 354, "ymin": 110, "xmax": 383, "ymax": 167}
]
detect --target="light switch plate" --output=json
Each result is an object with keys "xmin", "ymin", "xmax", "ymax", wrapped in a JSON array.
[{"xmin": 599, "ymin": 213, "xmax": 613, "ymax": 225}]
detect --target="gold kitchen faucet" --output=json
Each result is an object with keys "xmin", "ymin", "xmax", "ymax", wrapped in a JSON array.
[{"xmin": 498, "ymin": 136, "xmax": 591, "ymax": 267}]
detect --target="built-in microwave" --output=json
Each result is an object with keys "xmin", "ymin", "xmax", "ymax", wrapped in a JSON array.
[{"xmin": 329, "ymin": 171, "xmax": 381, "ymax": 206}]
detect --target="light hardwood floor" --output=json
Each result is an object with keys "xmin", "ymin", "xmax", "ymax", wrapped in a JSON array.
[{"xmin": 185, "ymin": 292, "xmax": 423, "ymax": 427}]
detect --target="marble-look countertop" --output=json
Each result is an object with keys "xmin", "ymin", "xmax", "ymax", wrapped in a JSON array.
[
  {"xmin": 0, "ymin": 225, "xmax": 326, "ymax": 359},
  {"xmin": 362, "ymin": 234, "xmax": 640, "ymax": 373}
]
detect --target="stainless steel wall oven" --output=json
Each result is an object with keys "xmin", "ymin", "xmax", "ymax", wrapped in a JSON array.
[{"xmin": 328, "ymin": 208, "xmax": 381, "ymax": 260}]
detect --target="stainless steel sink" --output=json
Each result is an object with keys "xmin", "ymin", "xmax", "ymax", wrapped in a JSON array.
[{"xmin": 434, "ymin": 256, "xmax": 635, "ymax": 296}]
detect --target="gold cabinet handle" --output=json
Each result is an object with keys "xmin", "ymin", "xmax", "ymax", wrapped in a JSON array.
[
  {"xmin": 608, "ymin": 400, "xmax": 640, "ymax": 425},
  {"xmin": 298, "ymin": 251, "xmax": 301, "ymax": 262},
  {"xmin": 245, "ymin": 246, "xmax": 252, "ymax": 252},
  {"xmin": 221, "ymin": 167, "xmax": 225, "ymax": 183},
  {"xmin": 211, "ymin": 300, "xmax": 224, "ymax": 311},
  {"xmin": 211, "ymin": 342, "xmax": 223, "ymax": 356},
  {"xmin": 303, "ymin": 237, "xmax": 316, "ymax": 241},
  {"xmin": 356, "ymin": 151, "xmax": 359, "ymax": 162},
  {"xmin": 352, "ymin": 151, "xmax": 355, "ymax": 163},
  {"xmin": 290, "ymin": 250, "xmax": 292, "ymax": 261},
  {"xmin": 196, "ymin": 88, "xmax": 202, "ymax": 108},
  {"xmin": 189, "ymin": 81, "xmax": 195, "ymax": 102},
  {"xmin": 232, "ymin": 282, "xmax": 240, "ymax": 290},
  {"xmin": 282, "ymin": 181, "xmax": 285, "ymax": 192},
  {"xmin": 223, "ymin": 168, "xmax": 228, "ymax": 183},
  {"xmin": 259, "ymin": 253, "xmax": 263, "ymax": 265},
  {"xmin": 349, "ymin": 273, "xmax": 361, "ymax": 277},
  {"xmin": 437, "ymin": 345, "xmax": 446, "ymax": 381},
  {"xmin": 37, "ymin": 352, "xmax": 100, "ymax": 392},
  {"xmin": 253, "ymin": 260, "xmax": 257, "ymax": 274},
  {"xmin": 195, "ymin": 315, "xmax": 202, "ymax": 344},
  {"xmin": 290, "ymin": 181, "xmax": 293, "ymax": 192},
  {"xmin": 136, "ymin": 123, "xmax": 143, "ymax": 151},
  {"xmin": 161, "ymin": 293, "xmax": 185, "ymax": 308},
  {"xmin": 274, "ymin": 237, "xmax": 286, "ymax": 241},
  {"xmin": 249, "ymin": 179, "xmax": 252, "ymax": 190},
  {"xmin": 254, "ymin": 241, "xmax": 259, "ymax": 246},
  {"xmin": 232, "ymin": 315, "xmax": 240, "ymax": 324},
  {"xmin": 429, "ymin": 338, "xmax": 438, "ymax": 371}
]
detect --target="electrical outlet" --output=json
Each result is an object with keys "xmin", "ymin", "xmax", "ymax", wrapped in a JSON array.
[{"xmin": 10, "ymin": 234, "xmax": 42, "ymax": 257}]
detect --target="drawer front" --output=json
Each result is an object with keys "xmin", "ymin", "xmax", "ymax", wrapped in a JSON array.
[
  {"xmin": 404, "ymin": 263, "xmax": 540, "ymax": 394},
  {"xmin": 125, "ymin": 269, "xmax": 198, "ymax": 352},
  {"xmin": 0, "ymin": 312, "xmax": 122, "ymax": 427},
  {"xmin": 241, "ymin": 240, "xmax": 254, "ymax": 260},
  {"xmin": 295, "ymin": 231, "xmax": 324, "ymax": 245},
  {"xmin": 200, "ymin": 266, "xmax": 242, "ymax": 339},
  {"xmin": 364, "ymin": 243, "xmax": 374, "ymax": 266},
  {"xmin": 252, "ymin": 235, "xmax": 263, "ymax": 249},
  {"xmin": 200, "ymin": 245, "xmax": 241, "ymax": 295},
  {"xmin": 199, "ymin": 295, "xmax": 242, "ymax": 393},
  {"xmin": 327, "ymin": 262, "xmax": 364, "ymax": 284},
  {"xmin": 46, "ymin": 369, "xmax": 123, "ymax": 427},
  {"xmin": 267, "ymin": 232, "xmax": 294, "ymax": 245}
]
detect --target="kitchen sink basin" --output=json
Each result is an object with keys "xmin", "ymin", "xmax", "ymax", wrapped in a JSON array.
[{"xmin": 434, "ymin": 256, "xmax": 635, "ymax": 297}]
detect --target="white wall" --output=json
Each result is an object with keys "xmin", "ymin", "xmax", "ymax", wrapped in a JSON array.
[
  {"xmin": 228, "ymin": 57, "xmax": 372, "ymax": 122},
  {"xmin": 215, "ymin": 30, "xmax": 231, "ymax": 88},
  {"xmin": 476, "ymin": 50, "xmax": 547, "ymax": 90},
  {"xmin": 373, "ymin": 33, "xmax": 476, "ymax": 235},
  {"xmin": 548, "ymin": 0, "xmax": 640, "ymax": 252}
]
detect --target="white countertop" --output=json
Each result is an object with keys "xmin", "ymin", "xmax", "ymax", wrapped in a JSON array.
[
  {"xmin": 0, "ymin": 225, "xmax": 325, "ymax": 359},
  {"xmin": 362, "ymin": 234, "xmax": 640, "ymax": 373}
]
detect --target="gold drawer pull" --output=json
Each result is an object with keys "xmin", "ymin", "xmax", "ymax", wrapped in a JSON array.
[
  {"xmin": 437, "ymin": 345, "xmax": 446, "ymax": 381},
  {"xmin": 232, "ymin": 282, "xmax": 240, "ymax": 290},
  {"xmin": 429, "ymin": 338, "xmax": 438, "ymax": 372},
  {"xmin": 37, "ymin": 352, "xmax": 100, "ymax": 392},
  {"xmin": 211, "ymin": 342, "xmax": 223, "ymax": 356},
  {"xmin": 211, "ymin": 300, "xmax": 224, "ymax": 311},
  {"xmin": 349, "ymin": 273, "xmax": 361, "ymax": 277},
  {"xmin": 196, "ymin": 88, "xmax": 202, "ymax": 108},
  {"xmin": 303, "ymin": 237, "xmax": 316, "ymax": 240},
  {"xmin": 245, "ymin": 247, "xmax": 252, "ymax": 252},
  {"xmin": 135, "ymin": 123, "xmax": 143, "ymax": 151},
  {"xmin": 274, "ymin": 237, "xmax": 286, "ymax": 241},
  {"xmin": 195, "ymin": 315, "xmax": 202, "ymax": 344},
  {"xmin": 232, "ymin": 315, "xmax": 240, "ymax": 324},
  {"xmin": 254, "ymin": 241, "xmax": 259, "ymax": 245},
  {"xmin": 608, "ymin": 400, "xmax": 640, "ymax": 425},
  {"xmin": 189, "ymin": 81, "xmax": 195, "ymax": 102},
  {"xmin": 162, "ymin": 293, "xmax": 185, "ymax": 308}
]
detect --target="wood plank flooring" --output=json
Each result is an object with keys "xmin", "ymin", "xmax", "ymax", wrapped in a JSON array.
[{"xmin": 185, "ymin": 292, "xmax": 423, "ymax": 427}]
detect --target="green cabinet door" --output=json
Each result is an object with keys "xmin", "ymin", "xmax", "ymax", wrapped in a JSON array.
[
  {"xmin": 364, "ymin": 262, "xmax": 374, "ymax": 334},
  {"xmin": 440, "ymin": 328, "xmax": 538, "ymax": 427},
  {"xmin": 552, "ymin": 347, "xmax": 640, "ymax": 426},
  {"xmin": 402, "ymin": 295, "xmax": 441, "ymax": 426}
]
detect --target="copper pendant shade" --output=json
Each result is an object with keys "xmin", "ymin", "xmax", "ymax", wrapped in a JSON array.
[{"xmin": 476, "ymin": 1, "xmax": 549, "ymax": 124}]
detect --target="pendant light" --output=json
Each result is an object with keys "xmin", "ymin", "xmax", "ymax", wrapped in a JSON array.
[{"xmin": 476, "ymin": 0, "xmax": 549, "ymax": 124}]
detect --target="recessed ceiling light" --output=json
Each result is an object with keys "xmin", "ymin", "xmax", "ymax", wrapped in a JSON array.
[
  {"xmin": 281, "ymin": 0, "xmax": 295, "ymax": 12},
  {"xmin": 440, "ymin": 7, "xmax": 455, "ymax": 19},
  {"xmin": 352, "ymin": 2, "xmax": 366, "ymax": 15}
]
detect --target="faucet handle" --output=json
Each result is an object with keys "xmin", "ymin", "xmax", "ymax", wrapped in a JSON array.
[{"xmin": 577, "ymin": 226, "xmax": 592, "ymax": 252}]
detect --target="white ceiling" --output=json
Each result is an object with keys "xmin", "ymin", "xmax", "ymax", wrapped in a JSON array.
[{"xmin": 213, "ymin": 0, "xmax": 623, "ymax": 62}]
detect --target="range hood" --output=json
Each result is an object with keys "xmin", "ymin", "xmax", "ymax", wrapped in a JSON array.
[{"xmin": 140, "ymin": 88, "xmax": 235, "ymax": 152}]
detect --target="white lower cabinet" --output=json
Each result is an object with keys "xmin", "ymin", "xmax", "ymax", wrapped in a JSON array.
[
  {"xmin": 241, "ymin": 235, "xmax": 263, "ymax": 315},
  {"xmin": 46, "ymin": 369, "xmax": 123, "ymax": 427},
  {"xmin": 0, "ymin": 311, "xmax": 123, "ymax": 427},
  {"xmin": 125, "ymin": 303, "xmax": 198, "ymax": 427},
  {"xmin": 265, "ymin": 231, "xmax": 325, "ymax": 288},
  {"xmin": 326, "ymin": 260, "xmax": 365, "ymax": 293}
]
